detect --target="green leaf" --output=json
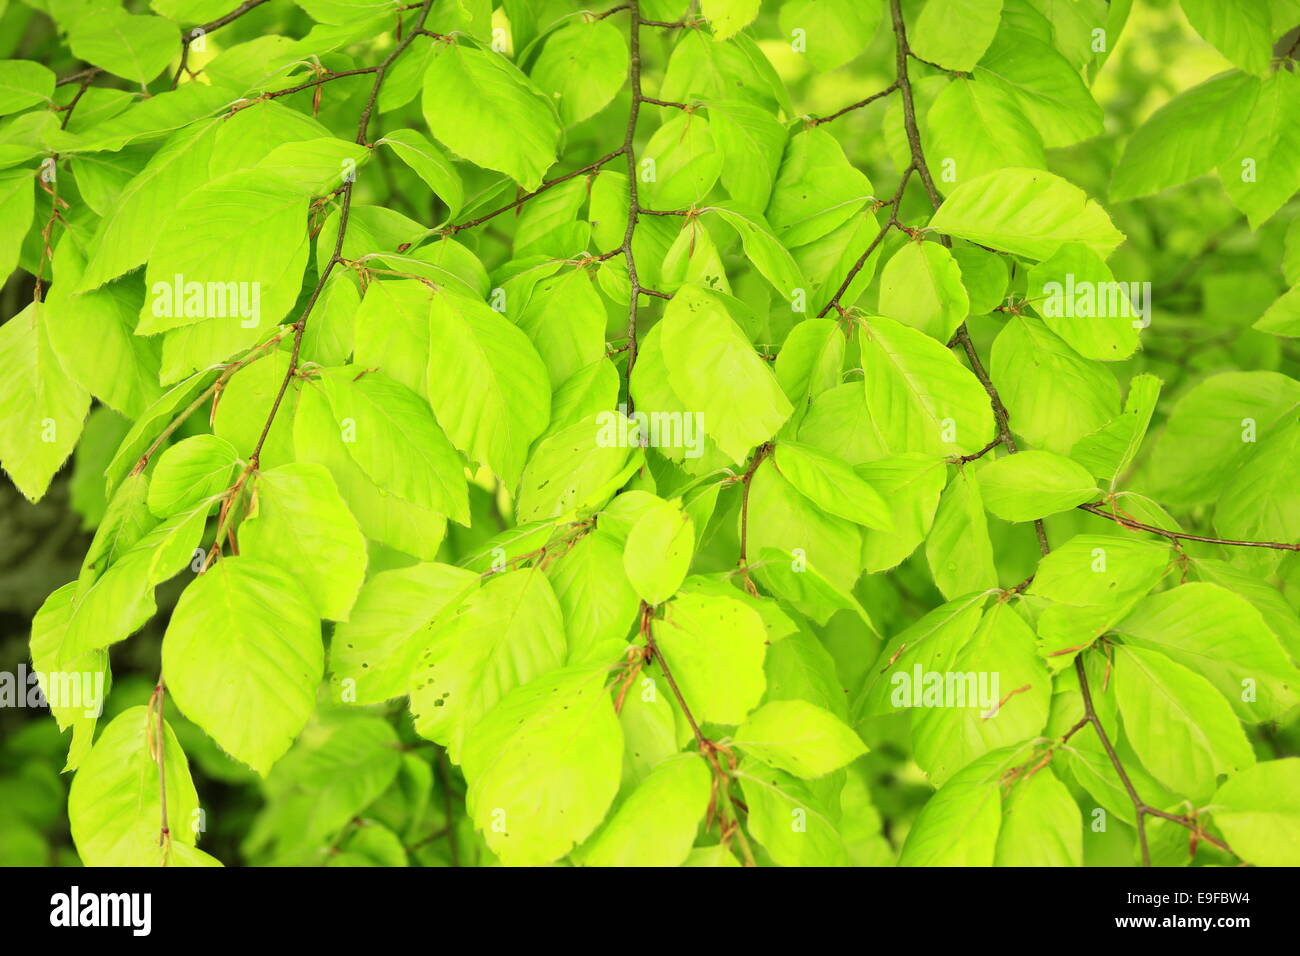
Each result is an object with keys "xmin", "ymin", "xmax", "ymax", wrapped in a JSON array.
[
  {"xmin": 60, "ymin": 502, "xmax": 208, "ymax": 662},
  {"xmin": 421, "ymin": 42, "xmax": 561, "ymax": 191},
  {"xmin": 0, "ymin": 60, "xmax": 55, "ymax": 115},
  {"xmin": 993, "ymin": 767, "xmax": 1082, "ymax": 866},
  {"xmin": 734, "ymin": 700, "xmax": 866, "ymax": 778},
  {"xmin": 68, "ymin": 8, "xmax": 178, "ymax": 85},
  {"xmin": 858, "ymin": 454, "xmax": 948, "ymax": 573},
  {"xmin": 1255, "ymin": 283, "xmax": 1300, "ymax": 336},
  {"xmin": 930, "ymin": 167, "xmax": 1125, "ymax": 260},
  {"xmin": 68, "ymin": 706, "xmax": 207, "ymax": 866},
  {"xmin": 925, "ymin": 76, "xmax": 1046, "ymax": 191},
  {"xmin": 257, "ymin": 711, "xmax": 402, "ymax": 852},
  {"xmin": 653, "ymin": 592, "xmax": 768, "ymax": 725},
  {"xmin": 575, "ymin": 755, "xmax": 710, "ymax": 866},
  {"xmin": 1212, "ymin": 759, "xmax": 1300, "ymax": 866},
  {"xmin": 313, "ymin": 367, "xmax": 470, "ymax": 524},
  {"xmin": 0, "ymin": 168, "xmax": 32, "ymax": 283},
  {"xmin": 1070, "ymin": 373, "xmax": 1161, "ymax": 487},
  {"xmin": 296, "ymin": 373, "xmax": 448, "ymax": 559},
  {"xmin": 241, "ymin": 463, "xmax": 368, "ymax": 621},
  {"xmin": 426, "ymin": 291, "xmax": 550, "ymax": 488},
  {"xmin": 878, "ymin": 240, "xmax": 971, "ymax": 342},
  {"xmin": 1113, "ymin": 644, "xmax": 1254, "ymax": 800},
  {"xmin": 1142, "ymin": 371, "xmax": 1300, "ymax": 508},
  {"xmin": 774, "ymin": 440, "xmax": 892, "ymax": 529},
  {"xmin": 925, "ymin": 466, "xmax": 997, "ymax": 599},
  {"xmin": 78, "ymin": 119, "xmax": 222, "ymax": 291},
  {"xmin": 1109, "ymin": 71, "xmax": 1259, "ymax": 202},
  {"xmin": 706, "ymin": 99, "xmax": 786, "ymax": 211},
  {"xmin": 0, "ymin": 303, "xmax": 91, "ymax": 502},
  {"xmin": 736, "ymin": 761, "xmax": 848, "ymax": 865},
  {"xmin": 976, "ymin": 449, "xmax": 1099, "ymax": 521},
  {"xmin": 462, "ymin": 667, "xmax": 623, "ymax": 866},
  {"xmin": 898, "ymin": 748, "xmax": 1007, "ymax": 866},
  {"xmin": 409, "ymin": 567, "xmax": 567, "ymax": 762},
  {"xmin": 163, "ymin": 557, "xmax": 324, "ymax": 776},
  {"xmin": 146, "ymin": 434, "xmax": 238, "ymax": 518},
  {"xmin": 138, "ymin": 170, "xmax": 309, "ymax": 337},
  {"xmin": 859, "ymin": 314, "xmax": 997, "ymax": 457},
  {"xmin": 766, "ymin": 128, "xmax": 873, "ymax": 248},
  {"xmin": 990, "ymin": 315, "xmax": 1120, "ymax": 456},
  {"xmin": 911, "ymin": 602, "xmax": 1051, "ymax": 785},
  {"xmin": 623, "ymin": 496, "xmax": 695, "ymax": 606},
  {"xmin": 1026, "ymin": 242, "xmax": 1142, "ymax": 361},
  {"xmin": 377, "ymin": 128, "xmax": 464, "ymax": 221},
  {"xmin": 1221, "ymin": 69, "xmax": 1300, "ymax": 228},
  {"xmin": 702, "ymin": 0, "xmax": 760, "ymax": 41},
  {"xmin": 709, "ymin": 205, "xmax": 806, "ymax": 305},
  {"xmin": 510, "ymin": 266, "xmax": 607, "ymax": 388},
  {"xmin": 643, "ymin": 113, "xmax": 722, "ymax": 210},
  {"xmin": 518, "ymin": 415, "xmax": 640, "ymax": 523},
  {"xmin": 910, "ymin": 0, "xmax": 1004, "ymax": 72},
  {"xmin": 660, "ymin": 284, "xmax": 792, "ymax": 463},
  {"xmin": 1028, "ymin": 534, "xmax": 1171, "ymax": 609},
  {"xmin": 747, "ymin": 457, "xmax": 862, "ymax": 593},
  {"xmin": 528, "ymin": 19, "xmax": 628, "ymax": 127},
  {"xmin": 974, "ymin": 25, "xmax": 1103, "ymax": 148},
  {"xmin": 329, "ymin": 562, "xmax": 478, "ymax": 705},
  {"xmin": 1115, "ymin": 582, "xmax": 1300, "ymax": 723},
  {"xmin": 774, "ymin": 318, "xmax": 844, "ymax": 406},
  {"xmin": 43, "ymin": 237, "xmax": 163, "ymax": 420},
  {"xmin": 1180, "ymin": 0, "xmax": 1275, "ymax": 76},
  {"xmin": 29, "ymin": 583, "xmax": 107, "ymax": 772},
  {"xmin": 778, "ymin": 0, "xmax": 882, "ymax": 71},
  {"xmin": 548, "ymin": 530, "xmax": 640, "ymax": 666},
  {"xmin": 1214, "ymin": 419, "xmax": 1300, "ymax": 548}
]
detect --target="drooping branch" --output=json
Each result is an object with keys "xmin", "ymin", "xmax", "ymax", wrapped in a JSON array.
[
  {"xmin": 639, "ymin": 602, "xmax": 757, "ymax": 865},
  {"xmin": 872, "ymin": 0, "xmax": 1204, "ymax": 867},
  {"xmin": 619, "ymin": 0, "xmax": 647, "ymax": 410},
  {"xmin": 1079, "ymin": 501, "xmax": 1300, "ymax": 551}
]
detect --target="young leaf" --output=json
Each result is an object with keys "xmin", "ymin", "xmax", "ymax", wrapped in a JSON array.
[
  {"xmin": 163, "ymin": 557, "xmax": 324, "ymax": 776},
  {"xmin": 976, "ymin": 449, "xmax": 1100, "ymax": 521},
  {"xmin": 734, "ymin": 700, "xmax": 867, "ymax": 778}
]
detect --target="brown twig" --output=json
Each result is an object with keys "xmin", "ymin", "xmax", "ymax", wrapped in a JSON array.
[{"xmin": 1079, "ymin": 502, "xmax": 1300, "ymax": 551}]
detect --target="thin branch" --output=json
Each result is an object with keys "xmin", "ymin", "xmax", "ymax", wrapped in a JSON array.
[
  {"xmin": 815, "ymin": 168, "xmax": 912, "ymax": 318},
  {"xmin": 620, "ymin": 0, "xmax": 646, "ymax": 412},
  {"xmin": 206, "ymin": 0, "xmax": 435, "ymax": 571},
  {"xmin": 808, "ymin": 81, "xmax": 899, "ymax": 126},
  {"xmin": 440, "ymin": 148, "xmax": 625, "ymax": 236},
  {"xmin": 148, "ymin": 678, "xmax": 172, "ymax": 866},
  {"xmin": 641, "ymin": 95, "xmax": 689, "ymax": 109},
  {"xmin": 173, "ymin": 0, "xmax": 273, "ymax": 88},
  {"xmin": 434, "ymin": 748, "xmax": 461, "ymax": 866},
  {"xmin": 736, "ymin": 442, "xmax": 771, "ymax": 594},
  {"xmin": 129, "ymin": 334, "xmax": 283, "ymax": 477},
  {"xmin": 1079, "ymin": 502, "xmax": 1300, "ymax": 551},
  {"xmin": 880, "ymin": 0, "xmax": 1185, "ymax": 867},
  {"xmin": 55, "ymin": 66, "xmax": 102, "ymax": 87}
]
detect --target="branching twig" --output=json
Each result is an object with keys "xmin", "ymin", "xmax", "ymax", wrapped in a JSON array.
[{"xmin": 173, "ymin": 0, "xmax": 272, "ymax": 87}]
